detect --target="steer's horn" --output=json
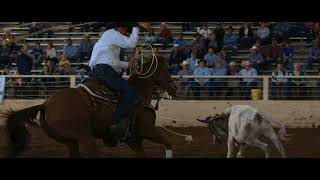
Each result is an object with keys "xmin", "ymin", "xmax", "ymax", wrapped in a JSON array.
[{"xmin": 197, "ymin": 118, "xmax": 209, "ymax": 123}]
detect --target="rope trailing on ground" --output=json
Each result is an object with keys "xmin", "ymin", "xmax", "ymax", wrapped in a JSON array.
[{"xmin": 158, "ymin": 116, "xmax": 193, "ymax": 144}]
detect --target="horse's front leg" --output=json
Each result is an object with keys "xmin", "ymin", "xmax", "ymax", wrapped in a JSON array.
[
  {"xmin": 145, "ymin": 129, "xmax": 173, "ymax": 158},
  {"xmin": 126, "ymin": 137, "xmax": 146, "ymax": 158}
]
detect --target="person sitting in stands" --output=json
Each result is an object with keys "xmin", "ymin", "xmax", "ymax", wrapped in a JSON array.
[
  {"xmin": 185, "ymin": 50, "xmax": 200, "ymax": 73},
  {"xmin": 177, "ymin": 60, "xmax": 193, "ymax": 97},
  {"xmin": 168, "ymin": 44, "xmax": 186, "ymax": 75},
  {"xmin": 45, "ymin": 42, "xmax": 59, "ymax": 64},
  {"xmin": 288, "ymin": 63, "xmax": 306, "ymax": 98},
  {"xmin": 270, "ymin": 63, "xmax": 291, "ymax": 98},
  {"xmin": 223, "ymin": 26, "xmax": 238, "ymax": 55},
  {"xmin": 211, "ymin": 61, "xmax": 227, "ymax": 97},
  {"xmin": 204, "ymin": 47, "xmax": 218, "ymax": 68},
  {"xmin": 63, "ymin": 38, "xmax": 79, "ymax": 62},
  {"xmin": 31, "ymin": 42, "xmax": 45, "ymax": 69},
  {"xmin": 238, "ymin": 60, "xmax": 258, "ymax": 99},
  {"xmin": 191, "ymin": 60, "xmax": 212, "ymax": 97}
]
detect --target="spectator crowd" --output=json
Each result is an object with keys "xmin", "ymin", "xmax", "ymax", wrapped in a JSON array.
[{"xmin": 1, "ymin": 22, "xmax": 320, "ymax": 99}]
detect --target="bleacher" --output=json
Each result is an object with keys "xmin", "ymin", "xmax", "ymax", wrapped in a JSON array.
[{"xmin": 0, "ymin": 22, "xmax": 318, "ymax": 75}]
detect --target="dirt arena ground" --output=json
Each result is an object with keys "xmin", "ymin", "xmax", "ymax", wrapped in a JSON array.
[{"xmin": 0, "ymin": 127, "xmax": 320, "ymax": 158}]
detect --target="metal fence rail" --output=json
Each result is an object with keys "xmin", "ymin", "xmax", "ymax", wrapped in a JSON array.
[{"xmin": 2, "ymin": 75, "xmax": 320, "ymax": 100}]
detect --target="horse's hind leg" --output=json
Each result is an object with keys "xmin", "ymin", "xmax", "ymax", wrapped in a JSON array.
[
  {"xmin": 63, "ymin": 141, "xmax": 81, "ymax": 158},
  {"xmin": 78, "ymin": 138, "xmax": 101, "ymax": 158},
  {"xmin": 42, "ymin": 123, "xmax": 82, "ymax": 158},
  {"xmin": 145, "ymin": 130, "xmax": 173, "ymax": 158}
]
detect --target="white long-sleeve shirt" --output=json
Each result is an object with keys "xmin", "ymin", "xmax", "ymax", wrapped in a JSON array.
[{"xmin": 89, "ymin": 27, "xmax": 140, "ymax": 71}]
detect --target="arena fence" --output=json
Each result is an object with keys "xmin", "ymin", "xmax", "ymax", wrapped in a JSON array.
[{"xmin": 2, "ymin": 75, "xmax": 320, "ymax": 100}]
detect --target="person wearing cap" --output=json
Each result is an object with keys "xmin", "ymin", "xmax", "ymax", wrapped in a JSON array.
[
  {"xmin": 238, "ymin": 60, "xmax": 258, "ymax": 98},
  {"xmin": 63, "ymin": 38, "xmax": 78, "ymax": 62},
  {"xmin": 169, "ymin": 44, "xmax": 186, "ymax": 75},
  {"xmin": 192, "ymin": 60, "xmax": 212, "ymax": 97},
  {"xmin": 211, "ymin": 61, "xmax": 227, "ymax": 97},
  {"xmin": 223, "ymin": 26, "xmax": 238, "ymax": 55},
  {"xmin": 249, "ymin": 45, "xmax": 264, "ymax": 73},
  {"xmin": 89, "ymin": 22, "xmax": 150, "ymax": 140},
  {"xmin": 178, "ymin": 60, "xmax": 193, "ymax": 76},
  {"xmin": 177, "ymin": 60, "xmax": 193, "ymax": 96},
  {"xmin": 214, "ymin": 22, "xmax": 225, "ymax": 49},
  {"xmin": 204, "ymin": 47, "xmax": 218, "ymax": 68}
]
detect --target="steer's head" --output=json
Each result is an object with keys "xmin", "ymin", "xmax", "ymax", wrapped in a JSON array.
[{"xmin": 197, "ymin": 113, "xmax": 229, "ymax": 144}]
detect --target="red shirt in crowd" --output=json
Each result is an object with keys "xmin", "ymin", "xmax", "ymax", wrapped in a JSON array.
[{"xmin": 159, "ymin": 29, "xmax": 173, "ymax": 40}]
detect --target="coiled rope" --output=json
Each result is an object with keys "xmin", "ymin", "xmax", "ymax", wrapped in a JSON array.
[{"xmin": 130, "ymin": 43, "xmax": 158, "ymax": 79}]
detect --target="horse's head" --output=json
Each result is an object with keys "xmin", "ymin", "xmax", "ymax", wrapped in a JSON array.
[
  {"xmin": 132, "ymin": 52, "xmax": 177, "ymax": 96},
  {"xmin": 152, "ymin": 56, "xmax": 177, "ymax": 96}
]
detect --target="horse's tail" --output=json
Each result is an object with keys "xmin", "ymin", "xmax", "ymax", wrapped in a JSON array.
[{"xmin": 2, "ymin": 104, "xmax": 44, "ymax": 157}]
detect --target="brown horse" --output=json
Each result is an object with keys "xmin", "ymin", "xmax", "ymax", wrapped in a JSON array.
[{"xmin": 3, "ymin": 55, "xmax": 177, "ymax": 158}]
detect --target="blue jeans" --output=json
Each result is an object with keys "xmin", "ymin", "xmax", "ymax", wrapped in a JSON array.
[
  {"xmin": 211, "ymin": 80, "xmax": 225, "ymax": 97},
  {"xmin": 90, "ymin": 64, "xmax": 137, "ymax": 126},
  {"xmin": 191, "ymin": 81, "xmax": 211, "ymax": 97},
  {"xmin": 270, "ymin": 82, "xmax": 291, "ymax": 97},
  {"xmin": 240, "ymin": 81, "xmax": 257, "ymax": 98}
]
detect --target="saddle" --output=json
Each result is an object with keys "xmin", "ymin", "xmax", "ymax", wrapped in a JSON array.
[
  {"xmin": 77, "ymin": 78, "xmax": 120, "ymax": 103},
  {"xmin": 77, "ymin": 78, "xmax": 140, "ymax": 146}
]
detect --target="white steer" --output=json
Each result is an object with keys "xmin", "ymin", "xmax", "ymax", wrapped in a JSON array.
[{"xmin": 198, "ymin": 105, "xmax": 290, "ymax": 158}]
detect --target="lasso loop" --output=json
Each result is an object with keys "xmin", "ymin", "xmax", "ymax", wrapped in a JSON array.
[{"xmin": 130, "ymin": 44, "xmax": 158, "ymax": 79}]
